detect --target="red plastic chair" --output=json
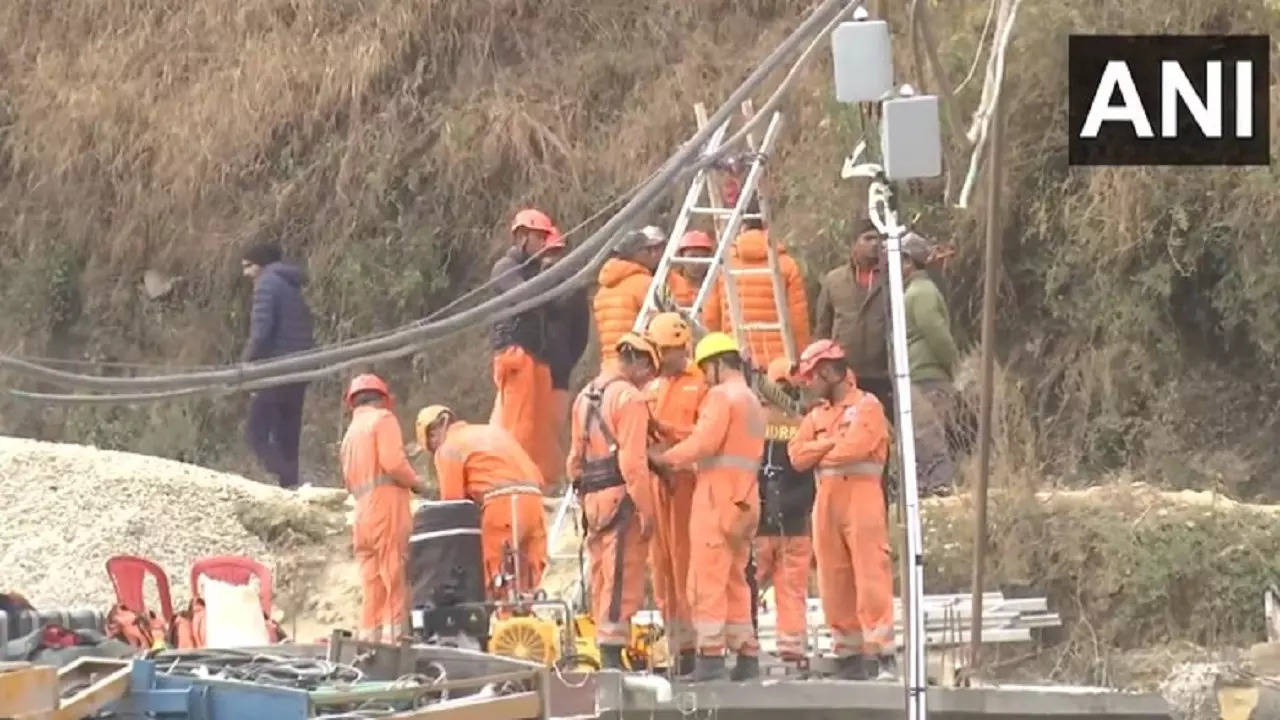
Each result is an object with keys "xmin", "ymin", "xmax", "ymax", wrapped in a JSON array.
[
  {"xmin": 190, "ymin": 555, "xmax": 273, "ymax": 615},
  {"xmin": 105, "ymin": 555, "xmax": 175, "ymax": 622}
]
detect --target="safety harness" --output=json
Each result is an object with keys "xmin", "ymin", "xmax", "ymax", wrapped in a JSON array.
[
  {"xmin": 576, "ymin": 377, "xmax": 629, "ymax": 497},
  {"xmin": 573, "ymin": 376, "xmax": 636, "ymax": 624}
]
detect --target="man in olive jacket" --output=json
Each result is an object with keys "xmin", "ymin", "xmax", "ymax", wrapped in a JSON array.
[
  {"xmin": 814, "ymin": 218, "xmax": 893, "ymax": 412},
  {"xmin": 901, "ymin": 232, "xmax": 960, "ymax": 495}
]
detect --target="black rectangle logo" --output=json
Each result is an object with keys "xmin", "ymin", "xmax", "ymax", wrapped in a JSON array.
[{"xmin": 1068, "ymin": 35, "xmax": 1270, "ymax": 166}]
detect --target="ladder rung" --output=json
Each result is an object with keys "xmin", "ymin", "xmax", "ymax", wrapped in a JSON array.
[
  {"xmin": 691, "ymin": 207, "xmax": 765, "ymax": 219},
  {"xmin": 729, "ymin": 268, "xmax": 773, "ymax": 276},
  {"xmin": 741, "ymin": 323, "xmax": 783, "ymax": 332},
  {"xmin": 669, "ymin": 256, "xmax": 715, "ymax": 266}
]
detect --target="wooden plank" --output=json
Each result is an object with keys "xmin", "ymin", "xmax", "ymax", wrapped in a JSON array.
[
  {"xmin": 52, "ymin": 658, "xmax": 131, "ymax": 720},
  {"xmin": 0, "ymin": 665, "xmax": 58, "ymax": 716}
]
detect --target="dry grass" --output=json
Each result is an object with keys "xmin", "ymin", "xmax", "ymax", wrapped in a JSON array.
[{"xmin": 1, "ymin": 0, "xmax": 1278, "ymax": 500}]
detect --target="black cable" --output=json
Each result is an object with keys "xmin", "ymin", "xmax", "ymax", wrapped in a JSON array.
[{"xmin": 3, "ymin": 0, "xmax": 855, "ymax": 402}]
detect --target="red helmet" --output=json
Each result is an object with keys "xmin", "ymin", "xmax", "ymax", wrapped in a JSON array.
[
  {"xmin": 796, "ymin": 339, "xmax": 846, "ymax": 380},
  {"xmin": 544, "ymin": 225, "xmax": 566, "ymax": 250},
  {"xmin": 511, "ymin": 208, "xmax": 554, "ymax": 235},
  {"xmin": 345, "ymin": 373, "xmax": 393, "ymax": 409},
  {"xmin": 678, "ymin": 230, "xmax": 714, "ymax": 252}
]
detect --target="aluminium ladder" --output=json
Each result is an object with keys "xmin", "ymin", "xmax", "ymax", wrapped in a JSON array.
[
  {"xmin": 547, "ymin": 103, "xmax": 803, "ymax": 610},
  {"xmin": 631, "ymin": 101, "xmax": 800, "ymax": 369}
]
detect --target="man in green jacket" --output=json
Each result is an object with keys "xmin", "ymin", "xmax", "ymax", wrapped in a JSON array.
[{"xmin": 901, "ymin": 232, "xmax": 960, "ymax": 496}]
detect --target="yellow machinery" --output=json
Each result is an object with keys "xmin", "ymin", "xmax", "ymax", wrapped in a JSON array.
[
  {"xmin": 487, "ymin": 609, "xmax": 602, "ymax": 672},
  {"xmin": 488, "ymin": 615, "xmax": 561, "ymax": 666},
  {"xmin": 487, "ymin": 610, "xmax": 665, "ymax": 673}
]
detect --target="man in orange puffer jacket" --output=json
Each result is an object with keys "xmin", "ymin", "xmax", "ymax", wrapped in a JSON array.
[
  {"xmin": 703, "ymin": 207, "xmax": 810, "ymax": 369},
  {"xmin": 594, "ymin": 226, "xmax": 668, "ymax": 371}
]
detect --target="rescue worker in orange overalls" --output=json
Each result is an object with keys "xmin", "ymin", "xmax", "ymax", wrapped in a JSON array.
[
  {"xmin": 754, "ymin": 357, "xmax": 816, "ymax": 664},
  {"xmin": 490, "ymin": 208, "xmax": 561, "ymax": 483},
  {"xmin": 339, "ymin": 374, "xmax": 427, "ymax": 643},
  {"xmin": 566, "ymin": 333, "xmax": 659, "ymax": 669},
  {"xmin": 416, "ymin": 406, "xmax": 548, "ymax": 600},
  {"xmin": 650, "ymin": 332, "xmax": 765, "ymax": 682},
  {"xmin": 788, "ymin": 339, "xmax": 894, "ymax": 680},
  {"xmin": 643, "ymin": 312, "xmax": 707, "ymax": 676}
]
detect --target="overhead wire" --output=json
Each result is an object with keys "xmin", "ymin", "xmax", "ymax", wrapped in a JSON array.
[{"xmin": 5, "ymin": 0, "xmax": 857, "ymax": 403}]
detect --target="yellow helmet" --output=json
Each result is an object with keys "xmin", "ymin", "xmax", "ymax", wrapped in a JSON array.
[
  {"xmin": 415, "ymin": 405, "xmax": 452, "ymax": 448},
  {"xmin": 694, "ymin": 332, "xmax": 740, "ymax": 366},
  {"xmin": 646, "ymin": 312, "xmax": 691, "ymax": 349},
  {"xmin": 616, "ymin": 332, "xmax": 660, "ymax": 368}
]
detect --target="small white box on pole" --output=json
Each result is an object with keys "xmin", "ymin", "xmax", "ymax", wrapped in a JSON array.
[
  {"xmin": 831, "ymin": 20, "xmax": 893, "ymax": 103},
  {"xmin": 881, "ymin": 94, "xmax": 943, "ymax": 180}
]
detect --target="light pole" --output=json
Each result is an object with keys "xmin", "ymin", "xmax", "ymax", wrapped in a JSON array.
[{"xmin": 833, "ymin": 14, "xmax": 943, "ymax": 720}]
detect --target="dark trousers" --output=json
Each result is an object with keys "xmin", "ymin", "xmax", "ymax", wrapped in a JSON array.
[
  {"xmin": 246, "ymin": 383, "xmax": 307, "ymax": 488},
  {"xmin": 856, "ymin": 376, "xmax": 895, "ymax": 425},
  {"xmin": 857, "ymin": 375, "xmax": 896, "ymax": 512}
]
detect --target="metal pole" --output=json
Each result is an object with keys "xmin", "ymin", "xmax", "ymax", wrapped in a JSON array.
[
  {"xmin": 872, "ymin": 179, "xmax": 928, "ymax": 720},
  {"xmin": 968, "ymin": 64, "xmax": 1006, "ymax": 671}
]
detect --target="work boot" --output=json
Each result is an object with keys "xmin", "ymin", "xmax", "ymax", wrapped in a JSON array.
[
  {"xmin": 675, "ymin": 649, "xmax": 697, "ymax": 677},
  {"xmin": 599, "ymin": 645, "xmax": 625, "ymax": 670},
  {"xmin": 690, "ymin": 655, "xmax": 729, "ymax": 683},
  {"xmin": 730, "ymin": 654, "xmax": 760, "ymax": 682},
  {"xmin": 835, "ymin": 654, "xmax": 869, "ymax": 681}
]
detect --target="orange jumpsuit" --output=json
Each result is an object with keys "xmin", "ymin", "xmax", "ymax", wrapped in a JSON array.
[
  {"xmin": 788, "ymin": 376, "xmax": 893, "ymax": 658},
  {"xmin": 340, "ymin": 406, "xmax": 421, "ymax": 637},
  {"xmin": 491, "ymin": 346, "xmax": 558, "ymax": 484},
  {"xmin": 660, "ymin": 374, "xmax": 765, "ymax": 657},
  {"xmin": 567, "ymin": 374, "xmax": 656, "ymax": 647},
  {"xmin": 434, "ymin": 421, "xmax": 548, "ymax": 599},
  {"xmin": 644, "ymin": 363, "xmax": 708, "ymax": 655}
]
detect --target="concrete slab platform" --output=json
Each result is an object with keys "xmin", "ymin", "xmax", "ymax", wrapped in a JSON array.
[{"xmin": 591, "ymin": 674, "xmax": 1172, "ymax": 720}]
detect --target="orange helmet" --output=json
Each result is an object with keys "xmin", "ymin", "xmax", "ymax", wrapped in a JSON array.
[
  {"xmin": 766, "ymin": 357, "xmax": 796, "ymax": 385},
  {"xmin": 511, "ymin": 208, "xmax": 554, "ymax": 235},
  {"xmin": 616, "ymin": 332, "xmax": 660, "ymax": 369},
  {"xmin": 678, "ymin": 230, "xmax": 714, "ymax": 252},
  {"xmin": 646, "ymin": 312, "xmax": 691, "ymax": 349},
  {"xmin": 345, "ymin": 373, "xmax": 393, "ymax": 409},
  {"xmin": 796, "ymin": 339, "xmax": 846, "ymax": 380},
  {"xmin": 545, "ymin": 225, "xmax": 566, "ymax": 250}
]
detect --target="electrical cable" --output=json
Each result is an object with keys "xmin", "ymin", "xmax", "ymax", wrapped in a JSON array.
[
  {"xmin": 7, "ymin": 0, "xmax": 846, "ymax": 402},
  {"xmin": 0, "ymin": 167, "xmax": 663, "ymax": 378},
  {"xmin": 3, "ymin": 0, "xmax": 852, "ymax": 402}
]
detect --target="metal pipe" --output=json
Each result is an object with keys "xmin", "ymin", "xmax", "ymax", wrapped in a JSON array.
[{"xmin": 868, "ymin": 177, "xmax": 928, "ymax": 720}]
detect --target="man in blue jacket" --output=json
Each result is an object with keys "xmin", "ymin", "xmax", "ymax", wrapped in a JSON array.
[{"xmin": 241, "ymin": 242, "xmax": 315, "ymax": 489}]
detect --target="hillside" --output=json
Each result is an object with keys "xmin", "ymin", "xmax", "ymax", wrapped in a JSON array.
[{"xmin": 1, "ymin": 0, "xmax": 1278, "ymax": 499}]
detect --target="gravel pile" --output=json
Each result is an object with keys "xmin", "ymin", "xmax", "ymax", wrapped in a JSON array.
[{"xmin": 0, "ymin": 436, "xmax": 312, "ymax": 610}]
